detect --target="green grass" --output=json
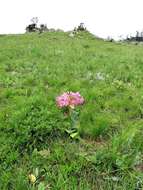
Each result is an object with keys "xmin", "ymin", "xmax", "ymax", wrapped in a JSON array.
[{"xmin": 0, "ymin": 31, "xmax": 143, "ymax": 189}]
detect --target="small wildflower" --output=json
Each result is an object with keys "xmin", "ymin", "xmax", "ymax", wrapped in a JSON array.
[
  {"xmin": 28, "ymin": 174, "xmax": 36, "ymax": 184},
  {"xmin": 113, "ymin": 80, "xmax": 125, "ymax": 89},
  {"xmin": 69, "ymin": 32, "xmax": 74, "ymax": 37},
  {"xmin": 96, "ymin": 72, "xmax": 105, "ymax": 80},
  {"xmin": 56, "ymin": 92, "xmax": 84, "ymax": 108},
  {"xmin": 111, "ymin": 176, "xmax": 120, "ymax": 182},
  {"xmin": 56, "ymin": 92, "xmax": 84, "ymax": 139}
]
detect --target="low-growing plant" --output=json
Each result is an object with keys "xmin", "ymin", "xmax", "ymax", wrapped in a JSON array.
[{"xmin": 56, "ymin": 92, "xmax": 84, "ymax": 138}]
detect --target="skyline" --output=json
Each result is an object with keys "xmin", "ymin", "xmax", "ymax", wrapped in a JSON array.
[{"xmin": 1, "ymin": 0, "xmax": 143, "ymax": 39}]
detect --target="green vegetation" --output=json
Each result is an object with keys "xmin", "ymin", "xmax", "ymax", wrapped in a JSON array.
[{"xmin": 0, "ymin": 31, "xmax": 143, "ymax": 189}]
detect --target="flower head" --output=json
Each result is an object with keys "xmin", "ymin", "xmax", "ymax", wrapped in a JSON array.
[
  {"xmin": 28, "ymin": 174, "xmax": 36, "ymax": 184},
  {"xmin": 56, "ymin": 92, "xmax": 84, "ymax": 108}
]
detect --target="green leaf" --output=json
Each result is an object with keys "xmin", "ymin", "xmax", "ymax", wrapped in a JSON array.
[
  {"xmin": 38, "ymin": 182, "xmax": 45, "ymax": 190},
  {"xmin": 65, "ymin": 129, "xmax": 76, "ymax": 134},
  {"xmin": 70, "ymin": 132, "xmax": 79, "ymax": 139},
  {"xmin": 34, "ymin": 168, "xmax": 39, "ymax": 177}
]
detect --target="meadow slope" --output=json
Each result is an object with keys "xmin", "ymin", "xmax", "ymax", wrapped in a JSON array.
[{"xmin": 0, "ymin": 32, "xmax": 143, "ymax": 189}]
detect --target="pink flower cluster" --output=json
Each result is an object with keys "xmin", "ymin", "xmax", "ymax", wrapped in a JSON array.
[{"xmin": 56, "ymin": 92, "xmax": 84, "ymax": 108}]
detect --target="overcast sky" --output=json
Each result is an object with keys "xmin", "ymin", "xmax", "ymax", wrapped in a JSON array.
[{"xmin": 1, "ymin": 0, "xmax": 143, "ymax": 39}]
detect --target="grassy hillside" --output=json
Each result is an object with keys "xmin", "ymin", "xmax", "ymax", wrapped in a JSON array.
[{"xmin": 0, "ymin": 31, "xmax": 143, "ymax": 189}]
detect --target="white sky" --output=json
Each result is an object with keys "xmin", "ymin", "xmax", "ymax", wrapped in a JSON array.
[{"xmin": 1, "ymin": 0, "xmax": 143, "ymax": 39}]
